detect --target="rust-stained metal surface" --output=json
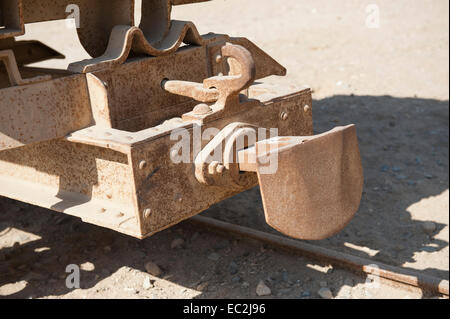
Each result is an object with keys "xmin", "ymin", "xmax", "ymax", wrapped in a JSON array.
[
  {"xmin": 0, "ymin": 64, "xmax": 92, "ymax": 150},
  {"xmin": 238, "ymin": 125, "xmax": 364, "ymax": 240},
  {"xmin": 0, "ymin": 0, "xmax": 363, "ymax": 240}
]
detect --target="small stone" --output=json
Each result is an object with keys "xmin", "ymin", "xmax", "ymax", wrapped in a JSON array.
[
  {"xmin": 207, "ymin": 252, "xmax": 220, "ymax": 261},
  {"xmin": 319, "ymin": 281, "xmax": 327, "ymax": 288},
  {"xmin": 80, "ymin": 262, "xmax": 95, "ymax": 272},
  {"xmin": 256, "ymin": 280, "xmax": 272, "ymax": 296},
  {"xmin": 422, "ymin": 221, "xmax": 436, "ymax": 234},
  {"xmin": 143, "ymin": 276, "xmax": 154, "ymax": 290},
  {"xmin": 301, "ymin": 291, "xmax": 311, "ymax": 298},
  {"xmin": 318, "ymin": 287, "xmax": 333, "ymax": 299},
  {"xmin": 228, "ymin": 261, "xmax": 239, "ymax": 275},
  {"xmin": 144, "ymin": 261, "xmax": 163, "ymax": 276},
  {"xmin": 231, "ymin": 276, "xmax": 241, "ymax": 283},
  {"xmin": 282, "ymin": 271, "xmax": 289, "ymax": 282},
  {"xmin": 170, "ymin": 238, "xmax": 185, "ymax": 249},
  {"xmin": 421, "ymin": 246, "xmax": 438, "ymax": 253},
  {"xmin": 278, "ymin": 288, "xmax": 291, "ymax": 296}
]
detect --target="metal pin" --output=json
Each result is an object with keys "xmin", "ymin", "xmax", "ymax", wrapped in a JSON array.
[{"xmin": 139, "ymin": 160, "xmax": 147, "ymax": 170}]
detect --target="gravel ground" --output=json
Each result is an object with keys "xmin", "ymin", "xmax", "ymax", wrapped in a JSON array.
[{"xmin": 0, "ymin": 0, "xmax": 448, "ymax": 299}]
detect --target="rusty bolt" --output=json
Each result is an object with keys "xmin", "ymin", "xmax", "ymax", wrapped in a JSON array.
[
  {"xmin": 160, "ymin": 78, "xmax": 169, "ymax": 90},
  {"xmin": 208, "ymin": 162, "xmax": 226, "ymax": 175},
  {"xmin": 304, "ymin": 104, "xmax": 311, "ymax": 112},
  {"xmin": 280, "ymin": 112, "xmax": 288, "ymax": 121},
  {"xmin": 143, "ymin": 208, "xmax": 152, "ymax": 219},
  {"xmin": 139, "ymin": 160, "xmax": 147, "ymax": 170},
  {"xmin": 106, "ymin": 191, "xmax": 113, "ymax": 199},
  {"xmin": 208, "ymin": 161, "xmax": 220, "ymax": 175},
  {"xmin": 193, "ymin": 103, "xmax": 212, "ymax": 115},
  {"xmin": 98, "ymin": 208, "xmax": 106, "ymax": 214},
  {"xmin": 216, "ymin": 164, "xmax": 225, "ymax": 174}
]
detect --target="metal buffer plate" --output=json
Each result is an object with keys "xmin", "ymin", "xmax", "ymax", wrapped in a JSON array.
[{"xmin": 238, "ymin": 125, "xmax": 364, "ymax": 240}]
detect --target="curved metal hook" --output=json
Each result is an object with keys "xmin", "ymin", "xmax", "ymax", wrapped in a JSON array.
[{"xmin": 203, "ymin": 43, "xmax": 256, "ymax": 106}]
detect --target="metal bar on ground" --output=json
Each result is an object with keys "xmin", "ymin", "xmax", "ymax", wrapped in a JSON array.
[{"xmin": 190, "ymin": 215, "xmax": 449, "ymax": 296}]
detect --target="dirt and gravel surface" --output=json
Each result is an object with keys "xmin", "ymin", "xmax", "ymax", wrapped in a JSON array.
[{"xmin": 0, "ymin": 0, "xmax": 448, "ymax": 299}]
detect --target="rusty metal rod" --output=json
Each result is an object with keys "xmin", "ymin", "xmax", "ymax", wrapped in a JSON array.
[{"xmin": 190, "ymin": 215, "xmax": 449, "ymax": 296}]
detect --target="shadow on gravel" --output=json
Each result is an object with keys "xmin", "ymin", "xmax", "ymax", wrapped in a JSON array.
[{"xmin": 0, "ymin": 95, "xmax": 448, "ymax": 299}]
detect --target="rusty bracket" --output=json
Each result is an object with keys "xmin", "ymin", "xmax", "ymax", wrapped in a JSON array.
[
  {"xmin": 163, "ymin": 43, "xmax": 257, "ymax": 122},
  {"xmin": 194, "ymin": 122, "xmax": 259, "ymax": 188},
  {"xmin": 68, "ymin": 21, "xmax": 207, "ymax": 73}
]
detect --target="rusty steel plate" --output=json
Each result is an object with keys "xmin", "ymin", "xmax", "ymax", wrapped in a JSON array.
[{"xmin": 252, "ymin": 125, "xmax": 364, "ymax": 240}]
